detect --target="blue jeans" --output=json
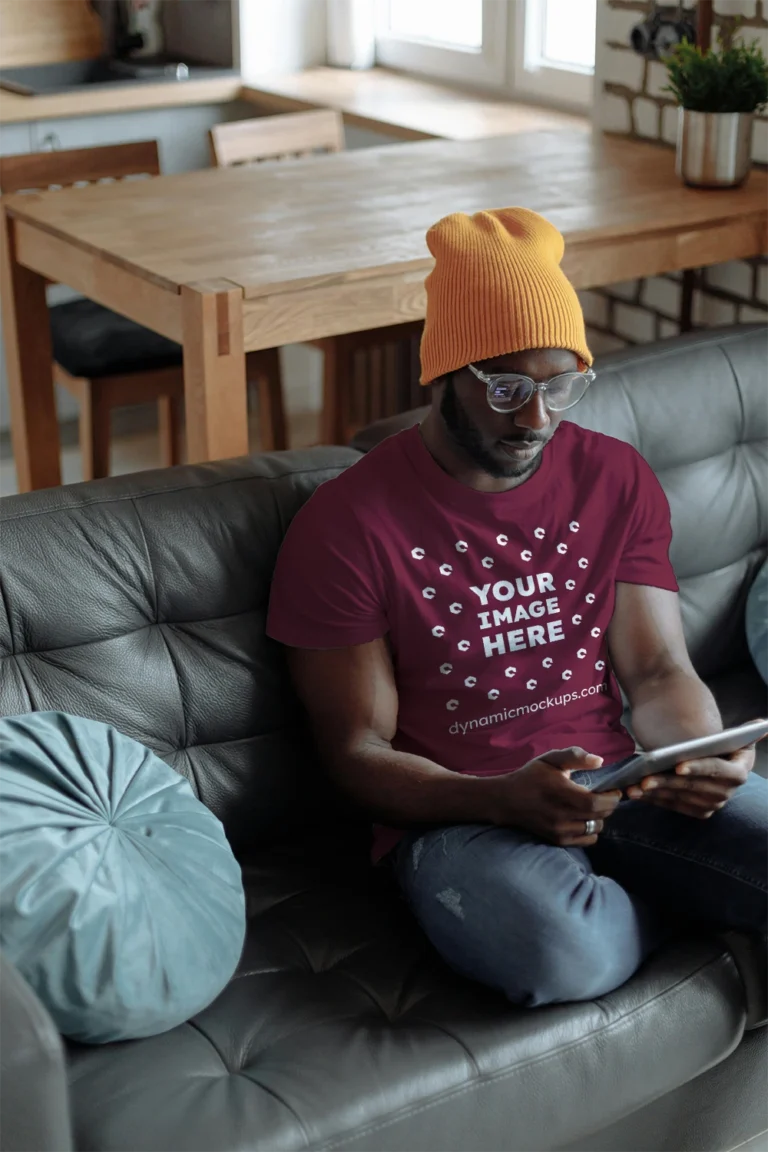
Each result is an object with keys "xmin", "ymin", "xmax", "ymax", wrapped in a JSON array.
[{"xmin": 392, "ymin": 761, "xmax": 768, "ymax": 1007}]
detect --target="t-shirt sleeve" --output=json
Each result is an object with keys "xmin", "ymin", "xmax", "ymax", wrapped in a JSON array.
[
  {"xmin": 615, "ymin": 448, "xmax": 679, "ymax": 592},
  {"xmin": 266, "ymin": 485, "xmax": 388, "ymax": 649}
]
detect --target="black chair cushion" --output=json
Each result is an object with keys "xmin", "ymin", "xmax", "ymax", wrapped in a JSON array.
[{"xmin": 49, "ymin": 299, "xmax": 182, "ymax": 380}]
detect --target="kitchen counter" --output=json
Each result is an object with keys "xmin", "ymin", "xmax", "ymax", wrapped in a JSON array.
[
  {"xmin": 0, "ymin": 73, "xmax": 243, "ymax": 123},
  {"xmin": 0, "ymin": 67, "xmax": 588, "ymax": 141},
  {"xmin": 237, "ymin": 68, "xmax": 588, "ymax": 142}
]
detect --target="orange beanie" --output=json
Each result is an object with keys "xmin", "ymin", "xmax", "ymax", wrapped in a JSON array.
[{"xmin": 420, "ymin": 206, "xmax": 592, "ymax": 384}]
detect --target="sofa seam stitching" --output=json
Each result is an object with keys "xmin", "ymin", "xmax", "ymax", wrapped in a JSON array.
[
  {"xmin": 234, "ymin": 1069, "xmax": 312, "ymax": 1148},
  {"xmin": 0, "ymin": 569, "xmax": 17, "ymax": 656},
  {"xmin": 127, "ymin": 502, "xmax": 190, "ymax": 750},
  {"xmin": 591, "ymin": 327, "xmax": 766, "ymax": 372},
  {"xmin": 719, "ymin": 341, "xmax": 763, "ymax": 541},
  {"xmin": 0, "ymin": 462, "xmax": 357, "ymax": 524},
  {"xmin": 0, "ymin": 609, "xmax": 263, "ymax": 661}
]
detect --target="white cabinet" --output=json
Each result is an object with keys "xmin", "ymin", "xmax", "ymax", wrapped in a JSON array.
[
  {"xmin": 32, "ymin": 99, "xmax": 256, "ymax": 173},
  {"xmin": 0, "ymin": 122, "xmax": 35, "ymax": 157}
]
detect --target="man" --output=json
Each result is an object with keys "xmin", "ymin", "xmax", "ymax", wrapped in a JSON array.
[{"xmin": 267, "ymin": 207, "xmax": 767, "ymax": 1007}]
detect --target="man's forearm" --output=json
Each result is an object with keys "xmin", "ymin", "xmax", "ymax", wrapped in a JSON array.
[
  {"xmin": 629, "ymin": 667, "xmax": 722, "ymax": 751},
  {"xmin": 327, "ymin": 739, "xmax": 498, "ymax": 827}
]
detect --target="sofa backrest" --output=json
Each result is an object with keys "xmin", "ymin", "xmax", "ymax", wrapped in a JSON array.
[
  {"xmin": 352, "ymin": 326, "xmax": 768, "ymax": 680},
  {"xmin": 570, "ymin": 326, "xmax": 768, "ymax": 676},
  {"xmin": 0, "ymin": 450, "xmax": 361, "ymax": 857},
  {"xmin": 1, "ymin": 328, "xmax": 765, "ymax": 853}
]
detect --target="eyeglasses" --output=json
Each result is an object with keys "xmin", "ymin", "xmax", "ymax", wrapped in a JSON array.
[{"xmin": 468, "ymin": 363, "xmax": 596, "ymax": 414}]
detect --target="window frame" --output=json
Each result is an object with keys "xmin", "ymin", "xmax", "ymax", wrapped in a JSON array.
[
  {"xmin": 511, "ymin": 0, "xmax": 595, "ymax": 111},
  {"xmin": 374, "ymin": 0, "xmax": 508, "ymax": 91},
  {"xmin": 373, "ymin": 0, "xmax": 595, "ymax": 112}
]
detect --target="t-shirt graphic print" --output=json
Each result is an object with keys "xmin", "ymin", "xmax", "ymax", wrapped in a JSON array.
[
  {"xmin": 267, "ymin": 422, "xmax": 679, "ymax": 859},
  {"xmin": 428, "ymin": 520, "xmax": 603, "ymax": 733}
]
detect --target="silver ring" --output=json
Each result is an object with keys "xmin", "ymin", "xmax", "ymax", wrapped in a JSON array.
[{"xmin": 585, "ymin": 818, "xmax": 598, "ymax": 835}]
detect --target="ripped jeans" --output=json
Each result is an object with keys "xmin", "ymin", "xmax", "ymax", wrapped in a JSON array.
[{"xmin": 391, "ymin": 762, "xmax": 768, "ymax": 1007}]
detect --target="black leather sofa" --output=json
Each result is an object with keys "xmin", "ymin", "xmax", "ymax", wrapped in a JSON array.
[{"xmin": 1, "ymin": 326, "xmax": 766, "ymax": 1152}]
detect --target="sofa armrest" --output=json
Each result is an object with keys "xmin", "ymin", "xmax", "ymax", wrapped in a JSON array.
[
  {"xmin": 350, "ymin": 406, "xmax": 430, "ymax": 453},
  {"xmin": 0, "ymin": 952, "xmax": 73, "ymax": 1152},
  {"xmin": 719, "ymin": 931, "xmax": 768, "ymax": 1030}
]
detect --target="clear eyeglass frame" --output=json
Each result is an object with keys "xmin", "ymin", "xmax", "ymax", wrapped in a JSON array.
[{"xmin": 467, "ymin": 363, "xmax": 596, "ymax": 413}]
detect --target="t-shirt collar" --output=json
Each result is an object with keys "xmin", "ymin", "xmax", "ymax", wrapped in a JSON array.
[{"xmin": 398, "ymin": 422, "xmax": 561, "ymax": 514}]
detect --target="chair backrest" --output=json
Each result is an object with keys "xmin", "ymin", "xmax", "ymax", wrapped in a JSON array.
[
  {"xmin": 209, "ymin": 110, "xmax": 345, "ymax": 168},
  {"xmin": 0, "ymin": 141, "xmax": 160, "ymax": 195}
]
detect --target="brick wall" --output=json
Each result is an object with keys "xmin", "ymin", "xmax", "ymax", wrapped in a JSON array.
[{"xmin": 582, "ymin": 0, "xmax": 768, "ymax": 354}]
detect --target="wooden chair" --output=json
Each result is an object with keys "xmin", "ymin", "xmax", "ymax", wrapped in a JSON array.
[
  {"xmin": 0, "ymin": 142, "xmax": 290, "ymax": 477},
  {"xmin": 209, "ymin": 111, "xmax": 424, "ymax": 445},
  {"xmin": 210, "ymin": 108, "xmax": 346, "ymax": 166},
  {"xmin": 0, "ymin": 142, "xmax": 185, "ymax": 480}
]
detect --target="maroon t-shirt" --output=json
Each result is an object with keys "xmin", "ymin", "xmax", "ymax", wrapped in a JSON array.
[{"xmin": 267, "ymin": 423, "xmax": 678, "ymax": 860}]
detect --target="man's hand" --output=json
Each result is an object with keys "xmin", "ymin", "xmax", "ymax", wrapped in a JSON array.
[
  {"xmin": 486, "ymin": 746, "xmax": 622, "ymax": 847},
  {"xmin": 626, "ymin": 746, "xmax": 756, "ymax": 818}
]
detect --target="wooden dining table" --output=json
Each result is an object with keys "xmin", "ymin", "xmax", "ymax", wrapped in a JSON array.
[{"xmin": 2, "ymin": 129, "xmax": 766, "ymax": 491}]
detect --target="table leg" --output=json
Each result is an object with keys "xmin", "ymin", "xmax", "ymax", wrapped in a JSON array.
[
  {"xmin": 680, "ymin": 269, "xmax": 696, "ymax": 333},
  {"xmin": 0, "ymin": 210, "xmax": 60, "ymax": 491},
  {"xmin": 320, "ymin": 334, "xmax": 355, "ymax": 446},
  {"xmin": 181, "ymin": 281, "xmax": 249, "ymax": 463}
]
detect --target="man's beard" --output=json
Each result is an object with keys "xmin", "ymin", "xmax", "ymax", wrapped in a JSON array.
[{"xmin": 440, "ymin": 376, "xmax": 545, "ymax": 480}]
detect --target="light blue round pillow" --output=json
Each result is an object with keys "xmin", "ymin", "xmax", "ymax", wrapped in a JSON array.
[
  {"xmin": 746, "ymin": 560, "xmax": 768, "ymax": 686},
  {"xmin": 0, "ymin": 712, "xmax": 246, "ymax": 1044}
]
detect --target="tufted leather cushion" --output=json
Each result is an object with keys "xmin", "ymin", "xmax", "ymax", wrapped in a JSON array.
[
  {"xmin": 50, "ymin": 299, "xmax": 182, "ymax": 380},
  {"xmin": 0, "ymin": 450, "xmax": 363, "ymax": 859},
  {"xmin": 63, "ymin": 850, "xmax": 748, "ymax": 1152}
]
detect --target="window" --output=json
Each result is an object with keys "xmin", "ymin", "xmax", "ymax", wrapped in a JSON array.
[
  {"xmin": 375, "ymin": 0, "xmax": 508, "ymax": 89},
  {"xmin": 515, "ymin": 0, "xmax": 596, "ymax": 106},
  {"xmin": 375, "ymin": 0, "xmax": 596, "ymax": 109},
  {"xmin": 386, "ymin": 0, "xmax": 482, "ymax": 49}
]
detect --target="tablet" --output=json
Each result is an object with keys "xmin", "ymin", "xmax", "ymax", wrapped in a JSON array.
[{"xmin": 589, "ymin": 718, "xmax": 768, "ymax": 793}]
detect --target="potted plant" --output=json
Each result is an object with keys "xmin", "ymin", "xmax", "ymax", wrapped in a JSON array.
[{"xmin": 663, "ymin": 20, "xmax": 768, "ymax": 187}]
